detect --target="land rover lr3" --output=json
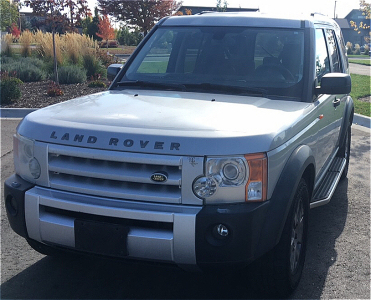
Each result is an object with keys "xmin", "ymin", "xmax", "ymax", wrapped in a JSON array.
[{"xmin": 5, "ymin": 12, "xmax": 353, "ymax": 297}]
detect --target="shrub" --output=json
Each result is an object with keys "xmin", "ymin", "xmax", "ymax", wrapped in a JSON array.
[
  {"xmin": 21, "ymin": 57, "xmax": 45, "ymax": 69},
  {"xmin": 2, "ymin": 61, "xmax": 46, "ymax": 82},
  {"xmin": 88, "ymin": 80, "xmax": 107, "ymax": 88},
  {"xmin": 19, "ymin": 30, "xmax": 34, "ymax": 57},
  {"xmin": 1, "ymin": 34, "xmax": 14, "ymax": 57},
  {"xmin": 82, "ymin": 53, "xmax": 106, "ymax": 78},
  {"xmin": 364, "ymin": 45, "xmax": 370, "ymax": 55},
  {"xmin": 99, "ymin": 40, "xmax": 119, "ymax": 48},
  {"xmin": 64, "ymin": 33, "xmax": 81, "ymax": 64},
  {"xmin": 58, "ymin": 65, "xmax": 87, "ymax": 84},
  {"xmin": 0, "ymin": 73, "xmax": 23, "ymax": 105},
  {"xmin": 96, "ymin": 49, "xmax": 118, "ymax": 68},
  {"xmin": 47, "ymin": 81, "xmax": 64, "ymax": 96},
  {"xmin": 353, "ymin": 44, "xmax": 361, "ymax": 55},
  {"xmin": 346, "ymin": 42, "xmax": 353, "ymax": 55},
  {"xmin": 1, "ymin": 56, "xmax": 16, "ymax": 65},
  {"xmin": 109, "ymin": 40, "xmax": 119, "ymax": 48},
  {"xmin": 34, "ymin": 30, "xmax": 64, "ymax": 66},
  {"xmin": 18, "ymin": 64, "xmax": 46, "ymax": 82}
]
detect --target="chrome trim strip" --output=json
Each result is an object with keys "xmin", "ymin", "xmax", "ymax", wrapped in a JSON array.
[{"xmin": 48, "ymin": 144, "xmax": 182, "ymax": 166}]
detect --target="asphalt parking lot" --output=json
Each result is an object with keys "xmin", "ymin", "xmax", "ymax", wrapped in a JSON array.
[{"xmin": 1, "ymin": 119, "xmax": 370, "ymax": 299}]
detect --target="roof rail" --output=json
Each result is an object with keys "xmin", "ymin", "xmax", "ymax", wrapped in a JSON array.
[
  {"xmin": 310, "ymin": 12, "xmax": 328, "ymax": 17},
  {"xmin": 197, "ymin": 11, "xmax": 217, "ymax": 15}
]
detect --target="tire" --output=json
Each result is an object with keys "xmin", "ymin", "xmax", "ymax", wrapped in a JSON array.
[
  {"xmin": 339, "ymin": 126, "xmax": 351, "ymax": 180},
  {"xmin": 246, "ymin": 178, "xmax": 310, "ymax": 298}
]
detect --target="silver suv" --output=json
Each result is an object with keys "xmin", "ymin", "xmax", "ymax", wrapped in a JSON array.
[{"xmin": 5, "ymin": 12, "xmax": 353, "ymax": 298}]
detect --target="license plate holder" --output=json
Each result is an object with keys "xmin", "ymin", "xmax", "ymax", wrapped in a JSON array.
[{"xmin": 75, "ymin": 219, "xmax": 129, "ymax": 257}]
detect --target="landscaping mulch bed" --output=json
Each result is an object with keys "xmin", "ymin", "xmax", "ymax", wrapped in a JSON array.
[
  {"xmin": 1, "ymin": 80, "xmax": 110, "ymax": 108},
  {"xmin": 358, "ymin": 96, "xmax": 371, "ymax": 103}
]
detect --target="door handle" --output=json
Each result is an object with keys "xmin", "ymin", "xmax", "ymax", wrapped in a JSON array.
[{"xmin": 333, "ymin": 98, "xmax": 341, "ymax": 108}]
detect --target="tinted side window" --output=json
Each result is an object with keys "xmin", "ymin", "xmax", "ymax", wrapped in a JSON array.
[
  {"xmin": 315, "ymin": 29, "xmax": 330, "ymax": 85},
  {"xmin": 325, "ymin": 29, "xmax": 341, "ymax": 72}
]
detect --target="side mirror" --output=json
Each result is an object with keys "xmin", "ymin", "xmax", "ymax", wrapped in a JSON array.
[
  {"xmin": 107, "ymin": 64, "xmax": 124, "ymax": 81},
  {"xmin": 316, "ymin": 73, "xmax": 351, "ymax": 95}
]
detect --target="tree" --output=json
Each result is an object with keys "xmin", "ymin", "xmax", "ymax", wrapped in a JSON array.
[
  {"xmin": 174, "ymin": 8, "xmax": 192, "ymax": 16},
  {"xmin": 117, "ymin": 26, "xmax": 143, "ymax": 45},
  {"xmin": 216, "ymin": 0, "xmax": 228, "ymax": 12},
  {"xmin": 97, "ymin": 14, "xmax": 115, "ymax": 49},
  {"xmin": 0, "ymin": 0, "xmax": 19, "ymax": 31},
  {"xmin": 65, "ymin": 0, "xmax": 90, "ymax": 29},
  {"xmin": 25, "ymin": 0, "xmax": 90, "ymax": 32},
  {"xmin": 97, "ymin": 0, "xmax": 181, "ymax": 36},
  {"xmin": 350, "ymin": 0, "xmax": 370, "ymax": 43},
  {"xmin": 82, "ymin": 7, "xmax": 101, "ymax": 40}
]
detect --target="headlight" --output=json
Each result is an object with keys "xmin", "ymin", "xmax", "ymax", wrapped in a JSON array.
[
  {"xmin": 14, "ymin": 133, "xmax": 41, "ymax": 182},
  {"xmin": 192, "ymin": 153, "xmax": 267, "ymax": 204},
  {"xmin": 207, "ymin": 158, "xmax": 247, "ymax": 187}
]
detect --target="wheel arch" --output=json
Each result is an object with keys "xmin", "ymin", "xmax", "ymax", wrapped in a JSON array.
[
  {"xmin": 338, "ymin": 96, "xmax": 354, "ymax": 148},
  {"xmin": 254, "ymin": 145, "xmax": 315, "ymax": 258}
]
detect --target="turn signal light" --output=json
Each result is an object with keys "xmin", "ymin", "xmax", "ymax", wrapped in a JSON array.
[{"xmin": 245, "ymin": 153, "xmax": 267, "ymax": 202}]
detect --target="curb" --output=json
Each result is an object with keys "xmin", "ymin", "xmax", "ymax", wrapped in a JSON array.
[
  {"xmin": 1, "ymin": 108, "xmax": 370, "ymax": 129},
  {"xmin": 353, "ymin": 113, "xmax": 371, "ymax": 129},
  {"xmin": 0, "ymin": 108, "xmax": 37, "ymax": 118}
]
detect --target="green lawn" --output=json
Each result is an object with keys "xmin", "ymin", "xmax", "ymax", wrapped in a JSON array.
[
  {"xmin": 105, "ymin": 46, "xmax": 137, "ymax": 55},
  {"xmin": 349, "ymin": 59, "xmax": 371, "ymax": 66},
  {"xmin": 350, "ymin": 73, "xmax": 371, "ymax": 117},
  {"xmin": 348, "ymin": 54, "xmax": 370, "ymax": 58},
  {"xmin": 137, "ymin": 61, "xmax": 168, "ymax": 73}
]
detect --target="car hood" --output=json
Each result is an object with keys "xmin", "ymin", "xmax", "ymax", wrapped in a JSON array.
[{"xmin": 17, "ymin": 89, "xmax": 313, "ymax": 155}]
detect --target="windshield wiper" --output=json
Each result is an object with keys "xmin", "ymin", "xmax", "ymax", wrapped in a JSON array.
[
  {"xmin": 117, "ymin": 80, "xmax": 187, "ymax": 91},
  {"xmin": 186, "ymin": 83, "xmax": 267, "ymax": 97}
]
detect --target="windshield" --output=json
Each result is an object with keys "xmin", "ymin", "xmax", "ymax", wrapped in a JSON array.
[{"xmin": 122, "ymin": 26, "xmax": 305, "ymax": 99}]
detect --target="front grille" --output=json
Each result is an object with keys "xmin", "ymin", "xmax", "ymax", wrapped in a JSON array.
[{"xmin": 47, "ymin": 144, "xmax": 182, "ymax": 204}]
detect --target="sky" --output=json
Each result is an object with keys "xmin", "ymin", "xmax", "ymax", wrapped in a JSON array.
[{"xmin": 85, "ymin": 0, "xmax": 363, "ymax": 19}]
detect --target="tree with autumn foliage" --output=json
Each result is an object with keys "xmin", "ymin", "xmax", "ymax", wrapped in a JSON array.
[
  {"xmin": 174, "ymin": 8, "xmax": 192, "ymax": 16},
  {"xmin": 97, "ymin": 15, "xmax": 115, "ymax": 49},
  {"xmin": 97, "ymin": 0, "xmax": 181, "ymax": 36},
  {"xmin": 350, "ymin": 0, "xmax": 370, "ymax": 43}
]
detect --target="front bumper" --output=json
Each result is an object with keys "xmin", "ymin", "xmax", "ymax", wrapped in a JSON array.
[{"xmin": 4, "ymin": 174, "xmax": 270, "ymax": 270}]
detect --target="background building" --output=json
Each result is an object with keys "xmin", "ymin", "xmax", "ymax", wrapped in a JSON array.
[{"xmin": 335, "ymin": 9, "xmax": 370, "ymax": 46}]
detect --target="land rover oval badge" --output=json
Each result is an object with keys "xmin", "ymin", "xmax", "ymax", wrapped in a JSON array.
[{"xmin": 150, "ymin": 172, "xmax": 168, "ymax": 183}]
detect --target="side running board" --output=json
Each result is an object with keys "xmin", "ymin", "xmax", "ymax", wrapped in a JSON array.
[{"xmin": 310, "ymin": 157, "xmax": 346, "ymax": 209}]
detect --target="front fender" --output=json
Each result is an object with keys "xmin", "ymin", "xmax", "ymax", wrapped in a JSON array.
[{"xmin": 255, "ymin": 145, "xmax": 315, "ymax": 257}]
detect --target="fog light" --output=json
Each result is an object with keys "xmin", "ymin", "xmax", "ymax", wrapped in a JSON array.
[
  {"xmin": 217, "ymin": 224, "xmax": 229, "ymax": 237},
  {"xmin": 215, "ymin": 224, "xmax": 229, "ymax": 238}
]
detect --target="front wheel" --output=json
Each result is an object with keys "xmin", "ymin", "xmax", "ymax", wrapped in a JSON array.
[{"xmin": 246, "ymin": 178, "xmax": 310, "ymax": 298}]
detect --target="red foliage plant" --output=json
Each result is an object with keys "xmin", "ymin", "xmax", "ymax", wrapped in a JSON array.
[
  {"xmin": 47, "ymin": 81, "xmax": 64, "ymax": 97},
  {"xmin": 10, "ymin": 23, "xmax": 21, "ymax": 39}
]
